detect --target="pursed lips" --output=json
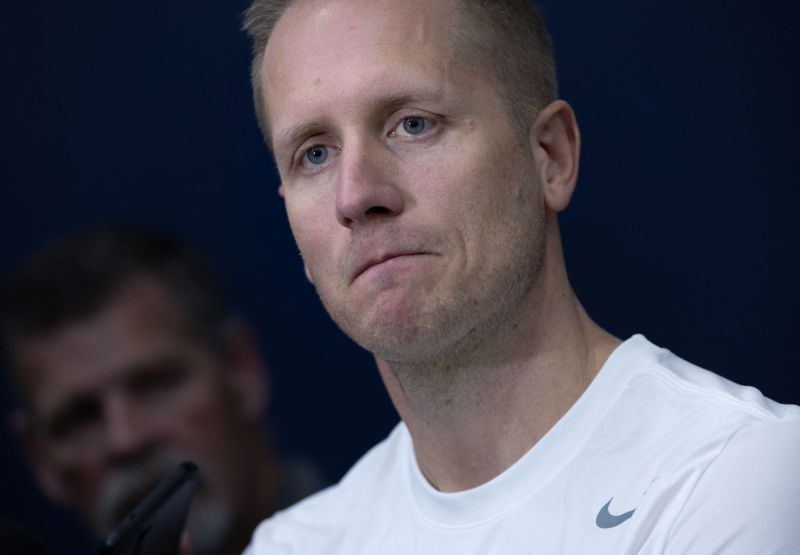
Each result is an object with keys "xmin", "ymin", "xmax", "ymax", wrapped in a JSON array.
[{"xmin": 351, "ymin": 251, "xmax": 433, "ymax": 283}]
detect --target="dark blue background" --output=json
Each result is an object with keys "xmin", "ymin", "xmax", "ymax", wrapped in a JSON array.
[{"xmin": 1, "ymin": 1, "xmax": 798, "ymax": 552}]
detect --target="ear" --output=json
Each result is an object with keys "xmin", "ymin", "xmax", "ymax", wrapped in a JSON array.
[
  {"xmin": 529, "ymin": 100, "xmax": 581, "ymax": 213},
  {"xmin": 9, "ymin": 410, "xmax": 71, "ymax": 505},
  {"xmin": 278, "ymin": 183, "xmax": 286, "ymax": 198},
  {"xmin": 222, "ymin": 320, "xmax": 270, "ymax": 421}
]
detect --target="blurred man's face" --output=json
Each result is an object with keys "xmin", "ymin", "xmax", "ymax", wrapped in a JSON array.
[
  {"xmin": 13, "ymin": 276, "xmax": 263, "ymax": 552},
  {"xmin": 262, "ymin": 0, "xmax": 547, "ymax": 364}
]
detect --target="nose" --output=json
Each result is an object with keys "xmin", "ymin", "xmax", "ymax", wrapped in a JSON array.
[
  {"xmin": 334, "ymin": 139, "xmax": 405, "ymax": 228},
  {"xmin": 103, "ymin": 393, "xmax": 159, "ymax": 462}
]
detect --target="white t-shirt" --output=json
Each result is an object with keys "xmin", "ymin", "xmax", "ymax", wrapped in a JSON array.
[{"xmin": 246, "ymin": 335, "xmax": 800, "ymax": 554}]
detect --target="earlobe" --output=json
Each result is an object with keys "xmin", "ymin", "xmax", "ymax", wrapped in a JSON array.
[
  {"xmin": 304, "ymin": 264, "xmax": 314, "ymax": 284},
  {"xmin": 530, "ymin": 100, "xmax": 581, "ymax": 213},
  {"xmin": 278, "ymin": 183, "xmax": 286, "ymax": 198}
]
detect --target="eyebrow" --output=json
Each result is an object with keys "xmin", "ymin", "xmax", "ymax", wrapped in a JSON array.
[
  {"xmin": 275, "ymin": 121, "xmax": 329, "ymax": 161},
  {"xmin": 273, "ymin": 89, "xmax": 445, "ymax": 159},
  {"xmin": 38, "ymin": 353, "xmax": 193, "ymax": 434}
]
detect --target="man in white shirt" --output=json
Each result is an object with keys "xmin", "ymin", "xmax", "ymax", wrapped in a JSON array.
[{"xmin": 241, "ymin": 0, "xmax": 800, "ymax": 552}]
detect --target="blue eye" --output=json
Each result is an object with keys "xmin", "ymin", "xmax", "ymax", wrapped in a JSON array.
[
  {"xmin": 402, "ymin": 117, "xmax": 426, "ymax": 135},
  {"xmin": 304, "ymin": 145, "xmax": 328, "ymax": 165}
]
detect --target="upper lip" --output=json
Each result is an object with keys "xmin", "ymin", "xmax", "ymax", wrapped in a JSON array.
[{"xmin": 351, "ymin": 251, "xmax": 429, "ymax": 283}]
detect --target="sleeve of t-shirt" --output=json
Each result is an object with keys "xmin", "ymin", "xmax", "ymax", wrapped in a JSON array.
[{"xmin": 664, "ymin": 416, "xmax": 800, "ymax": 554}]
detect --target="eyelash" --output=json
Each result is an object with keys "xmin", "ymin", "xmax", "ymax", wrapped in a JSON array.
[
  {"xmin": 292, "ymin": 115, "xmax": 438, "ymax": 172},
  {"xmin": 388, "ymin": 115, "xmax": 437, "ymax": 138}
]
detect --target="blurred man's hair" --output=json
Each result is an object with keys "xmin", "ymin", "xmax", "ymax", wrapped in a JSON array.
[
  {"xmin": 242, "ymin": 0, "xmax": 557, "ymax": 145},
  {"xmin": 0, "ymin": 229, "xmax": 234, "ymax": 384}
]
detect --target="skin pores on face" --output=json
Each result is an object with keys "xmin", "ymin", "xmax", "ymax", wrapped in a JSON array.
[{"xmin": 263, "ymin": 0, "xmax": 548, "ymax": 367}]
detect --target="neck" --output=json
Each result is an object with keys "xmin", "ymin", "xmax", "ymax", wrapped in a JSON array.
[{"xmin": 377, "ymin": 225, "xmax": 620, "ymax": 492}]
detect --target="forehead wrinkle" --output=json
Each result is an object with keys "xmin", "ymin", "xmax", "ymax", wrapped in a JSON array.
[
  {"xmin": 263, "ymin": 0, "xmax": 465, "ymax": 139},
  {"xmin": 290, "ymin": 0, "xmax": 451, "ymax": 51}
]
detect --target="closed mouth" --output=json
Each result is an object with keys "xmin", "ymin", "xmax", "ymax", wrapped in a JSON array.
[{"xmin": 352, "ymin": 252, "xmax": 431, "ymax": 283}]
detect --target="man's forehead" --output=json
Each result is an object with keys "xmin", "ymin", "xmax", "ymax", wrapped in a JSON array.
[
  {"xmin": 264, "ymin": 0, "xmax": 457, "ymax": 77},
  {"xmin": 260, "ymin": 0, "xmax": 463, "ymax": 142},
  {"xmin": 275, "ymin": 0, "xmax": 459, "ymax": 37},
  {"xmin": 13, "ymin": 278, "xmax": 193, "ymax": 395}
]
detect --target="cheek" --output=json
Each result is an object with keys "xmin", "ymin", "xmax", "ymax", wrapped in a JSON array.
[
  {"xmin": 285, "ymin": 191, "xmax": 342, "ymax": 281},
  {"xmin": 55, "ymin": 458, "xmax": 101, "ymax": 488},
  {"xmin": 41, "ymin": 447, "xmax": 105, "ymax": 517},
  {"xmin": 173, "ymin": 376, "xmax": 234, "ymax": 432},
  {"xmin": 415, "ymin": 138, "xmax": 540, "ymax": 263},
  {"xmin": 410, "ymin": 141, "xmax": 518, "ymax": 228}
]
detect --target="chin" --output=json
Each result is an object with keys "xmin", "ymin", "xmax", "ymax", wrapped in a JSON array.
[
  {"xmin": 353, "ymin": 303, "xmax": 453, "ymax": 364},
  {"xmin": 324, "ymin": 281, "xmax": 461, "ymax": 361}
]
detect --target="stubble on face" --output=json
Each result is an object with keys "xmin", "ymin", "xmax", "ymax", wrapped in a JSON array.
[
  {"xmin": 266, "ymin": 0, "xmax": 548, "ymax": 373},
  {"xmin": 322, "ymin": 162, "xmax": 546, "ymax": 375}
]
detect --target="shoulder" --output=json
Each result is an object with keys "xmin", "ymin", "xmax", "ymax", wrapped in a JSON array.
[
  {"xmin": 246, "ymin": 423, "xmax": 410, "ymax": 554},
  {"xmin": 601, "ymin": 337, "xmax": 800, "ymax": 551},
  {"xmin": 664, "ymin": 415, "xmax": 800, "ymax": 552},
  {"xmin": 618, "ymin": 335, "xmax": 800, "ymax": 424},
  {"xmin": 697, "ymin": 415, "xmax": 800, "ymax": 500},
  {"xmin": 627, "ymin": 336, "xmax": 800, "ymax": 483},
  {"xmin": 625, "ymin": 336, "xmax": 800, "ymax": 551}
]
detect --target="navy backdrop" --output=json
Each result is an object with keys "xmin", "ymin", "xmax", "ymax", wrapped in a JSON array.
[{"xmin": 1, "ymin": 0, "xmax": 798, "ymax": 552}]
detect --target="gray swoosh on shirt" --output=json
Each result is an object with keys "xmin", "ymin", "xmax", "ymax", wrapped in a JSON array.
[{"xmin": 596, "ymin": 498, "xmax": 636, "ymax": 529}]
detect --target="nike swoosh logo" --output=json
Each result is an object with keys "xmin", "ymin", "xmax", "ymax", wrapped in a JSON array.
[{"xmin": 596, "ymin": 498, "xmax": 636, "ymax": 529}]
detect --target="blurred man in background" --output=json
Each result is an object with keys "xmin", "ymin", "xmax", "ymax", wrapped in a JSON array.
[{"xmin": 0, "ymin": 228, "xmax": 321, "ymax": 555}]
